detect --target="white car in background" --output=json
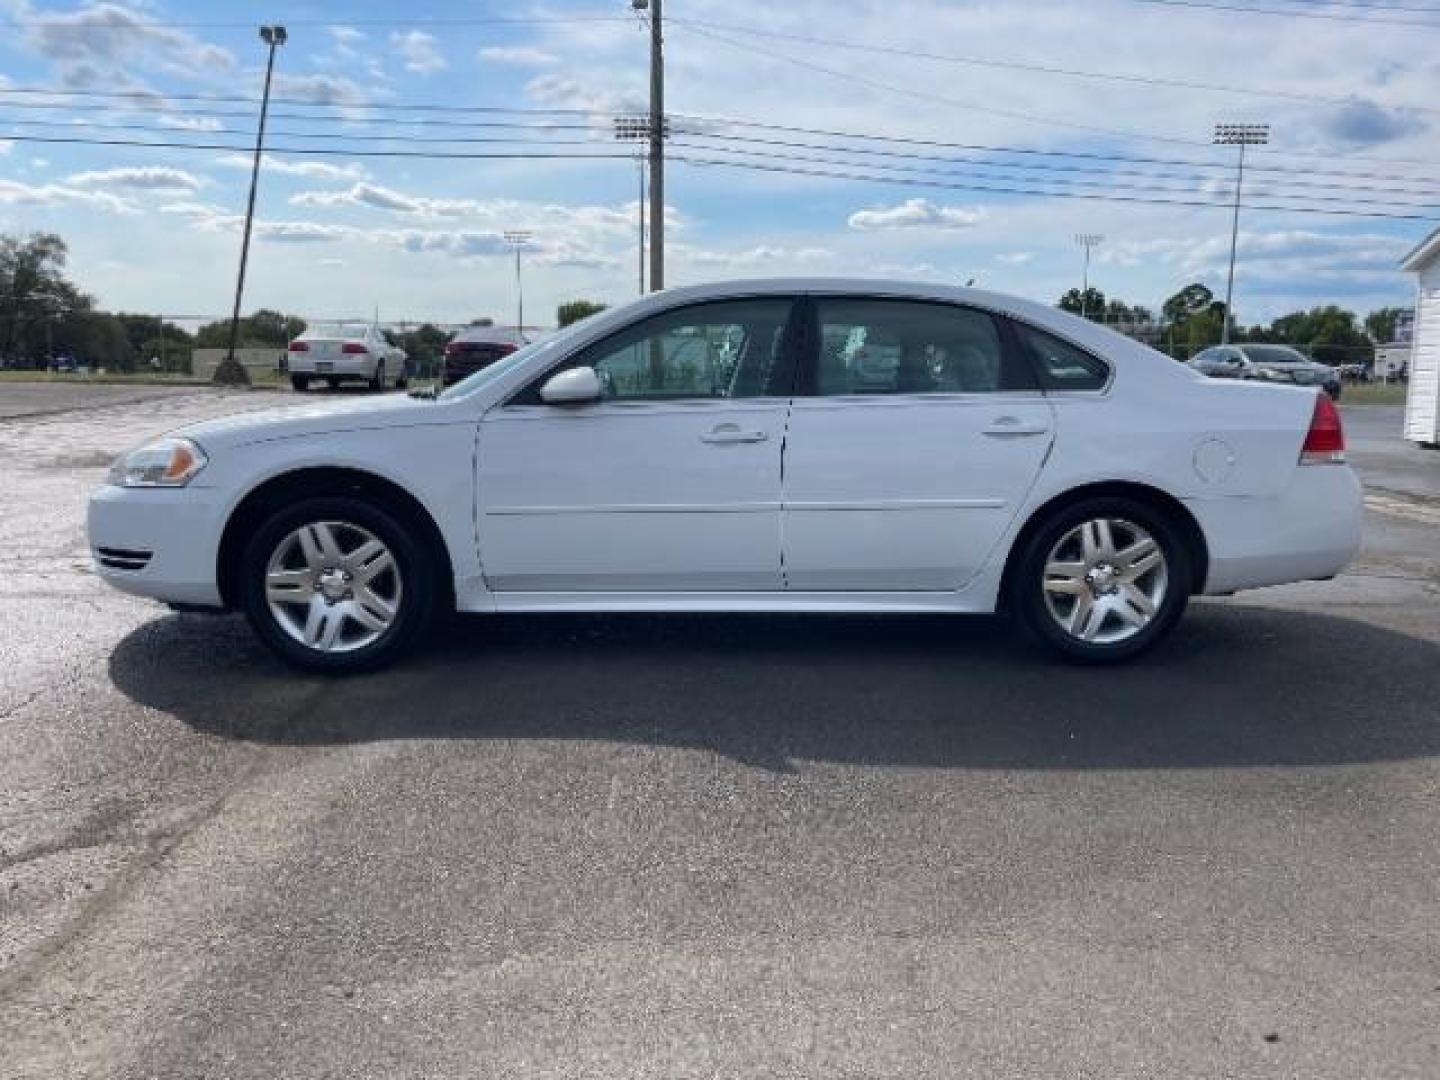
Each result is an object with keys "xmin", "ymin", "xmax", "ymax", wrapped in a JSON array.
[
  {"xmin": 286, "ymin": 321, "xmax": 407, "ymax": 392},
  {"xmin": 90, "ymin": 279, "xmax": 1362, "ymax": 673}
]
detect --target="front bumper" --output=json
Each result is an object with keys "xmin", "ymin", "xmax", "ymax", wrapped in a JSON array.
[
  {"xmin": 1190, "ymin": 465, "xmax": 1363, "ymax": 594},
  {"xmin": 88, "ymin": 484, "xmax": 227, "ymax": 607}
]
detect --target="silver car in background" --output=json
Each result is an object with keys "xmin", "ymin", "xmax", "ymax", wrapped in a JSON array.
[{"xmin": 287, "ymin": 321, "xmax": 408, "ymax": 392}]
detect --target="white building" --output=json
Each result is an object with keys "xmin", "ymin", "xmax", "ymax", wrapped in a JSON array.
[{"xmin": 1399, "ymin": 229, "xmax": 1440, "ymax": 446}]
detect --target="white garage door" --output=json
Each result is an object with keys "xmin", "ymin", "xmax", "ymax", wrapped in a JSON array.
[{"xmin": 1405, "ymin": 287, "xmax": 1440, "ymax": 444}]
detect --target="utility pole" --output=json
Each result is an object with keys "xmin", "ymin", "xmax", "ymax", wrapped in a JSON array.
[
  {"xmin": 1214, "ymin": 122, "xmax": 1269, "ymax": 345},
  {"xmin": 503, "ymin": 230, "xmax": 532, "ymax": 333},
  {"xmin": 1074, "ymin": 233, "xmax": 1104, "ymax": 320},
  {"xmin": 216, "ymin": 24, "xmax": 286, "ymax": 387},
  {"xmin": 636, "ymin": 0, "xmax": 664, "ymax": 292}
]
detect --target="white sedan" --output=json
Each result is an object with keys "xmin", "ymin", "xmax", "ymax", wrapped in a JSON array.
[
  {"xmin": 286, "ymin": 321, "xmax": 407, "ymax": 392},
  {"xmin": 90, "ymin": 280, "xmax": 1361, "ymax": 672}
]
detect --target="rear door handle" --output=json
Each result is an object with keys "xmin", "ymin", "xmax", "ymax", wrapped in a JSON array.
[
  {"xmin": 982, "ymin": 416, "xmax": 1050, "ymax": 437},
  {"xmin": 701, "ymin": 424, "xmax": 769, "ymax": 445}
]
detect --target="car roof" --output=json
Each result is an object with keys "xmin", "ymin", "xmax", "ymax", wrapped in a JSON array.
[{"xmin": 452, "ymin": 325, "xmax": 526, "ymax": 344}]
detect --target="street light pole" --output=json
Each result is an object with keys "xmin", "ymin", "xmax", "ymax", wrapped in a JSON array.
[
  {"xmin": 503, "ymin": 230, "xmax": 532, "ymax": 333},
  {"xmin": 614, "ymin": 115, "xmax": 651, "ymax": 295},
  {"xmin": 1074, "ymin": 233, "xmax": 1104, "ymax": 320},
  {"xmin": 1214, "ymin": 122, "xmax": 1269, "ymax": 345},
  {"xmin": 216, "ymin": 24, "xmax": 286, "ymax": 387}
]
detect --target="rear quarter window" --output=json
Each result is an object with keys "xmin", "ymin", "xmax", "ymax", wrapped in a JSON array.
[{"xmin": 1013, "ymin": 322, "xmax": 1110, "ymax": 391}]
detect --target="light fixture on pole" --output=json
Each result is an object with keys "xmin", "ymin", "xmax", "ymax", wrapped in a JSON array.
[
  {"xmin": 1074, "ymin": 233, "xmax": 1104, "ymax": 320},
  {"xmin": 614, "ymin": 115, "xmax": 649, "ymax": 295},
  {"xmin": 1214, "ymin": 122, "xmax": 1269, "ymax": 345},
  {"xmin": 216, "ymin": 23, "xmax": 287, "ymax": 387},
  {"xmin": 503, "ymin": 230, "xmax": 533, "ymax": 333}
]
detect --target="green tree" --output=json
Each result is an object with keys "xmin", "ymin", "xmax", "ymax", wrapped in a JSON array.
[
  {"xmin": 393, "ymin": 323, "xmax": 450, "ymax": 379},
  {"xmin": 0, "ymin": 232, "xmax": 92, "ymax": 364},
  {"xmin": 194, "ymin": 310, "xmax": 306, "ymax": 349},
  {"xmin": 557, "ymin": 300, "xmax": 607, "ymax": 327},
  {"xmin": 1058, "ymin": 287, "xmax": 1106, "ymax": 321},
  {"xmin": 1364, "ymin": 306, "xmax": 1408, "ymax": 344}
]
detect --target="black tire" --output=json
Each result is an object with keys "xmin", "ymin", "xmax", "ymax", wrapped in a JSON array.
[
  {"xmin": 1010, "ymin": 496, "xmax": 1191, "ymax": 664},
  {"xmin": 369, "ymin": 361, "xmax": 385, "ymax": 392},
  {"xmin": 238, "ymin": 495, "xmax": 436, "ymax": 674},
  {"xmin": 325, "ymin": 377, "xmax": 339, "ymax": 391},
  {"xmin": 291, "ymin": 375, "xmax": 310, "ymax": 392}
]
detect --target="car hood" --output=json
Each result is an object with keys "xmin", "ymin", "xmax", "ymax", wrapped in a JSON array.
[{"xmin": 177, "ymin": 392, "xmax": 455, "ymax": 449}]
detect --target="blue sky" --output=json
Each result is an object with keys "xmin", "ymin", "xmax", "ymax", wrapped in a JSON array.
[{"xmin": 0, "ymin": 0, "xmax": 1436, "ymax": 329}]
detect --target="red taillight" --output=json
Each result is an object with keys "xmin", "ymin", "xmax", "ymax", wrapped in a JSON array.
[
  {"xmin": 288, "ymin": 341, "xmax": 309, "ymax": 353},
  {"xmin": 341, "ymin": 343, "xmax": 369, "ymax": 355},
  {"xmin": 1301, "ymin": 392, "xmax": 1346, "ymax": 464}
]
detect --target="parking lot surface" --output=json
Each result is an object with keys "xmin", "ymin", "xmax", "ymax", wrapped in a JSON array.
[{"xmin": 1, "ymin": 384, "xmax": 1438, "ymax": 1079}]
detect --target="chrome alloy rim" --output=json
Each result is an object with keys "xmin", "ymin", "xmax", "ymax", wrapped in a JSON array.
[
  {"xmin": 264, "ymin": 521, "xmax": 402, "ymax": 653},
  {"xmin": 1041, "ymin": 518, "xmax": 1168, "ymax": 645}
]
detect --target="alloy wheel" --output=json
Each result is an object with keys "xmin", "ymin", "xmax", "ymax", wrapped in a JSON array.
[
  {"xmin": 1041, "ymin": 517, "xmax": 1168, "ymax": 646},
  {"xmin": 264, "ymin": 521, "xmax": 403, "ymax": 653}
]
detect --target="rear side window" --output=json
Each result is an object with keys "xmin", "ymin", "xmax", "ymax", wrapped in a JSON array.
[
  {"xmin": 808, "ymin": 298, "xmax": 1030, "ymax": 396},
  {"xmin": 1014, "ymin": 323, "xmax": 1110, "ymax": 391}
]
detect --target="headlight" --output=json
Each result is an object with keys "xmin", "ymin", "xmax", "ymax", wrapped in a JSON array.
[{"xmin": 108, "ymin": 437, "xmax": 209, "ymax": 488}]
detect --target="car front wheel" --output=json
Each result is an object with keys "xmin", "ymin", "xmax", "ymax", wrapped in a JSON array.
[
  {"xmin": 239, "ymin": 496, "xmax": 435, "ymax": 673},
  {"xmin": 1012, "ymin": 497, "xmax": 1190, "ymax": 663}
]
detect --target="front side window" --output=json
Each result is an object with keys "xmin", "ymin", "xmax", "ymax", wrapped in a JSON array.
[
  {"xmin": 512, "ymin": 299, "xmax": 793, "ymax": 405},
  {"xmin": 809, "ymin": 299, "xmax": 1024, "ymax": 396},
  {"xmin": 1014, "ymin": 323, "xmax": 1110, "ymax": 391}
]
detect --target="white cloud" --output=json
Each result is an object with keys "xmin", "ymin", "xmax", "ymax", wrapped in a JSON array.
[
  {"xmin": 525, "ymin": 74, "xmax": 644, "ymax": 114},
  {"xmin": 996, "ymin": 252, "xmax": 1034, "ymax": 265},
  {"xmin": 328, "ymin": 26, "xmax": 366, "ymax": 46},
  {"xmin": 66, "ymin": 166, "xmax": 202, "ymax": 193},
  {"xmin": 0, "ymin": 177, "xmax": 135, "ymax": 213},
  {"xmin": 271, "ymin": 73, "xmax": 369, "ymax": 108},
  {"xmin": 391, "ymin": 30, "xmax": 447, "ymax": 75},
  {"xmin": 19, "ymin": 2, "xmax": 234, "ymax": 86},
  {"xmin": 479, "ymin": 46, "xmax": 559, "ymax": 67},
  {"xmin": 848, "ymin": 199, "xmax": 986, "ymax": 231},
  {"xmin": 215, "ymin": 154, "xmax": 368, "ymax": 182},
  {"xmin": 157, "ymin": 114, "xmax": 223, "ymax": 133},
  {"xmin": 292, "ymin": 182, "xmax": 478, "ymax": 218},
  {"xmin": 0, "ymin": 140, "xmax": 12, "ymax": 156}
]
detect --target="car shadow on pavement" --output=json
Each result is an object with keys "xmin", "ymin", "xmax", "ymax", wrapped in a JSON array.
[{"xmin": 108, "ymin": 603, "xmax": 1440, "ymax": 772}]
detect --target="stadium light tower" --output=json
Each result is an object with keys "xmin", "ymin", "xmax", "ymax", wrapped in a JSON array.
[
  {"xmin": 216, "ymin": 24, "xmax": 287, "ymax": 386},
  {"xmin": 1214, "ymin": 122, "xmax": 1269, "ymax": 344},
  {"xmin": 1074, "ymin": 233, "xmax": 1104, "ymax": 320},
  {"xmin": 503, "ymin": 230, "xmax": 533, "ymax": 333}
]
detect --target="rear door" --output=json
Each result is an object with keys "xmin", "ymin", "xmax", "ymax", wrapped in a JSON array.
[{"xmin": 781, "ymin": 296, "xmax": 1055, "ymax": 591}]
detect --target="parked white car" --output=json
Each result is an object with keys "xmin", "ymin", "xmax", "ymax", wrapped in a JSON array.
[
  {"xmin": 90, "ymin": 280, "xmax": 1362, "ymax": 672},
  {"xmin": 286, "ymin": 321, "xmax": 407, "ymax": 392}
]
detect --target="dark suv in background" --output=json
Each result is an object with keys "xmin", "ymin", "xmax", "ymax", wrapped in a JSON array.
[
  {"xmin": 1189, "ymin": 344, "xmax": 1342, "ymax": 400},
  {"xmin": 442, "ymin": 325, "xmax": 529, "ymax": 387}
]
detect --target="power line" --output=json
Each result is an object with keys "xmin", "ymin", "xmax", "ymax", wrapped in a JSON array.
[
  {"xmin": 669, "ymin": 15, "xmax": 1440, "ymax": 117},
  {"xmin": 674, "ymin": 20, "xmax": 1212, "ymax": 148},
  {"xmin": 672, "ymin": 153, "xmax": 1440, "ymax": 221},
  {"xmin": 671, "ymin": 128, "xmax": 1440, "ymax": 199},
  {"xmin": 670, "ymin": 141, "xmax": 1440, "ymax": 213},
  {"xmin": 2, "ymin": 13, "xmax": 633, "ymax": 30},
  {"xmin": 1128, "ymin": 0, "xmax": 1440, "ymax": 26},
  {"xmin": 0, "ymin": 133, "xmax": 632, "ymax": 162}
]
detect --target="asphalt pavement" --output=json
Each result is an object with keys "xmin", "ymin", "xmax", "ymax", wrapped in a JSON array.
[{"xmin": 1, "ymin": 384, "xmax": 1438, "ymax": 1079}]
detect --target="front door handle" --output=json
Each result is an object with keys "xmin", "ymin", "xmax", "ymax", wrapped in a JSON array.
[
  {"xmin": 701, "ymin": 424, "xmax": 769, "ymax": 445},
  {"xmin": 982, "ymin": 416, "xmax": 1050, "ymax": 437}
]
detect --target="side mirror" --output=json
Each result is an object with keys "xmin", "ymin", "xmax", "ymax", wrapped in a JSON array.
[{"xmin": 539, "ymin": 366, "xmax": 603, "ymax": 405}]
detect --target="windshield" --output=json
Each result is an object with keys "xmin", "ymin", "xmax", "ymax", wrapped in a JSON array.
[
  {"xmin": 1242, "ymin": 345, "xmax": 1310, "ymax": 365},
  {"xmin": 305, "ymin": 322, "xmax": 371, "ymax": 339}
]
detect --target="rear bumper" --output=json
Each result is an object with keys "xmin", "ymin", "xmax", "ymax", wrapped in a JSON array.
[
  {"xmin": 289, "ymin": 356, "xmax": 376, "ymax": 378},
  {"xmin": 87, "ymin": 484, "xmax": 226, "ymax": 607},
  {"xmin": 1188, "ymin": 465, "xmax": 1363, "ymax": 594}
]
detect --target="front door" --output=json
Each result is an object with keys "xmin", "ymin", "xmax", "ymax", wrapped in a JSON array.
[
  {"xmin": 476, "ymin": 297, "xmax": 798, "ymax": 592},
  {"xmin": 781, "ymin": 296, "xmax": 1055, "ymax": 591}
]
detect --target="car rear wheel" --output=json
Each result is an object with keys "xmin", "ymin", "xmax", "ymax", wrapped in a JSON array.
[
  {"xmin": 369, "ymin": 361, "xmax": 385, "ymax": 392},
  {"xmin": 291, "ymin": 375, "xmax": 309, "ymax": 392},
  {"xmin": 239, "ymin": 496, "xmax": 435, "ymax": 673},
  {"xmin": 1011, "ymin": 496, "xmax": 1190, "ymax": 663}
]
